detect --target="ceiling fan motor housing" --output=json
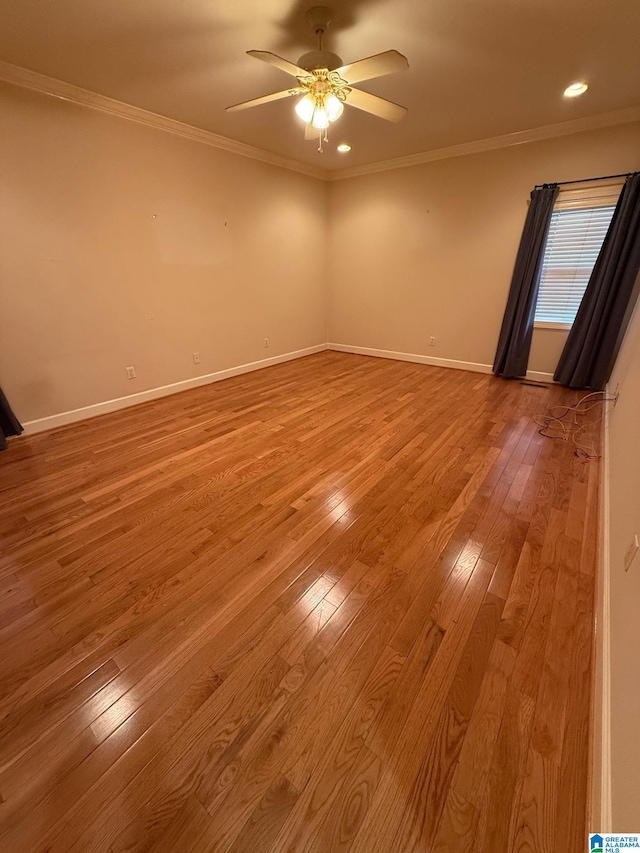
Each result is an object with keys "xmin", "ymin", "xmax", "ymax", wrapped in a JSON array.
[{"xmin": 297, "ymin": 49, "xmax": 343, "ymax": 72}]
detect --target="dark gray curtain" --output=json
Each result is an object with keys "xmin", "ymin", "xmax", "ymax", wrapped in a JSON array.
[
  {"xmin": 554, "ymin": 173, "xmax": 640, "ymax": 390},
  {"xmin": 493, "ymin": 184, "xmax": 559, "ymax": 378},
  {"xmin": 0, "ymin": 386, "xmax": 23, "ymax": 450}
]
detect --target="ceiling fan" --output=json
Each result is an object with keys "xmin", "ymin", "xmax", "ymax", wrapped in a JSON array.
[{"xmin": 226, "ymin": 5, "xmax": 409, "ymax": 151}]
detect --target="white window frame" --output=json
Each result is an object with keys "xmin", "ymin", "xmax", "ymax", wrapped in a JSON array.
[
  {"xmin": 535, "ymin": 320, "xmax": 573, "ymax": 331},
  {"xmin": 533, "ymin": 182, "xmax": 622, "ymax": 330}
]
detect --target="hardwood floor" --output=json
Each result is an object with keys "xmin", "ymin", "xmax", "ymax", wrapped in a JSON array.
[{"xmin": 0, "ymin": 351, "xmax": 598, "ymax": 852}]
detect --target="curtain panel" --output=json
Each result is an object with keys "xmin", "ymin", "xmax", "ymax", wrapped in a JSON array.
[
  {"xmin": 493, "ymin": 184, "xmax": 559, "ymax": 378},
  {"xmin": 554, "ymin": 172, "xmax": 640, "ymax": 390},
  {"xmin": 0, "ymin": 386, "xmax": 23, "ymax": 451}
]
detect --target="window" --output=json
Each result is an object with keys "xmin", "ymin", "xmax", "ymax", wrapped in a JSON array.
[{"xmin": 534, "ymin": 183, "xmax": 621, "ymax": 329}]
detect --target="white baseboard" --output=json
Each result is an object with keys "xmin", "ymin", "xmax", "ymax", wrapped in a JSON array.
[
  {"xmin": 327, "ymin": 342, "xmax": 493, "ymax": 374},
  {"xmin": 328, "ymin": 343, "xmax": 556, "ymax": 383},
  {"xmin": 525, "ymin": 370, "xmax": 555, "ymax": 382},
  {"xmin": 21, "ymin": 344, "xmax": 327, "ymax": 435},
  {"xmin": 19, "ymin": 342, "xmax": 557, "ymax": 436}
]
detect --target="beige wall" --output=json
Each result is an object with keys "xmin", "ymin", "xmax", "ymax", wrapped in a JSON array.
[
  {"xmin": 0, "ymin": 82, "xmax": 328, "ymax": 423},
  {"xmin": 607, "ymin": 293, "xmax": 640, "ymax": 827},
  {"xmin": 2, "ymin": 81, "xmax": 638, "ymax": 427},
  {"xmin": 327, "ymin": 122, "xmax": 640, "ymax": 375}
]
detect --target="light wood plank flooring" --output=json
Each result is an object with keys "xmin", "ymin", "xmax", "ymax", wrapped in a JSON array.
[{"xmin": 0, "ymin": 352, "xmax": 598, "ymax": 852}]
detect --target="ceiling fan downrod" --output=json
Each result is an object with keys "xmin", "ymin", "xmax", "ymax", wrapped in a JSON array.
[{"xmin": 297, "ymin": 6, "xmax": 343, "ymax": 72}]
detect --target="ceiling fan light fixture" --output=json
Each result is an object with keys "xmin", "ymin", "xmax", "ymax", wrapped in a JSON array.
[
  {"xmin": 325, "ymin": 93, "xmax": 344, "ymax": 121},
  {"xmin": 295, "ymin": 94, "xmax": 316, "ymax": 122},
  {"xmin": 312, "ymin": 104, "xmax": 330, "ymax": 129}
]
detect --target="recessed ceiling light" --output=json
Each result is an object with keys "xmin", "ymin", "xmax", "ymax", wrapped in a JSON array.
[
  {"xmin": 564, "ymin": 82, "xmax": 588, "ymax": 98},
  {"xmin": 337, "ymin": 143, "xmax": 352, "ymax": 153}
]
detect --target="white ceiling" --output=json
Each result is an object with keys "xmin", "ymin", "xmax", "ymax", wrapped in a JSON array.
[{"xmin": 0, "ymin": 0, "xmax": 639, "ymax": 173}]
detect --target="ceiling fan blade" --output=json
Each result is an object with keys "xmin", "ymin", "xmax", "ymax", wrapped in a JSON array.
[
  {"xmin": 304, "ymin": 122, "xmax": 319, "ymax": 141},
  {"xmin": 226, "ymin": 88, "xmax": 302, "ymax": 112},
  {"xmin": 335, "ymin": 50, "xmax": 409, "ymax": 85},
  {"xmin": 247, "ymin": 50, "xmax": 310, "ymax": 79},
  {"xmin": 345, "ymin": 88, "xmax": 408, "ymax": 122}
]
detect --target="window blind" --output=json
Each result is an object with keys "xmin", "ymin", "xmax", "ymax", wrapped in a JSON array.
[{"xmin": 535, "ymin": 205, "xmax": 616, "ymax": 326}]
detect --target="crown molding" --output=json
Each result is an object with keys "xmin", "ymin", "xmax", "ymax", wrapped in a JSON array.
[
  {"xmin": 327, "ymin": 106, "xmax": 640, "ymax": 181},
  {"xmin": 2, "ymin": 59, "xmax": 639, "ymax": 184},
  {"xmin": 0, "ymin": 60, "xmax": 328, "ymax": 181}
]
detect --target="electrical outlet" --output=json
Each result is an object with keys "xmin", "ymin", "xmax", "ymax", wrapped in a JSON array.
[
  {"xmin": 264, "ymin": 337, "xmax": 270, "ymax": 348},
  {"xmin": 624, "ymin": 534, "xmax": 639, "ymax": 572},
  {"xmin": 429, "ymin": 336, "xmax": 436, "ymax": 347},
  {"xmin": 193, "ymin": 352, "xmax": 200, "ymax": 364},
  {"xmin": 126, "ymin": 366, "xmax": 136, "ymax": 380}
]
